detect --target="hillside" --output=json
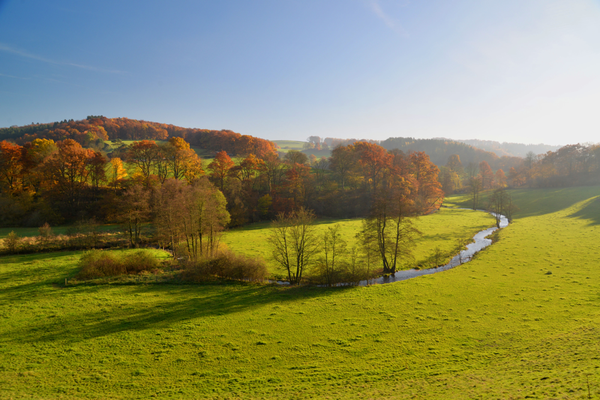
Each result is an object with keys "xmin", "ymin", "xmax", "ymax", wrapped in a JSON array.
[
  {"xmin": 0, "ymin": 116, "xmax": 278, "ymax": 158},
  {"xmin": 380, "ymin": 137, "xmax": 522, "ymax": 171},
  {"xmin": 455, "ymin": 138, "xmax": 561, "ymax": 158}
]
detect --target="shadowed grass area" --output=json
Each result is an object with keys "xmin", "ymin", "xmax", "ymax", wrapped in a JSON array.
[{"xmin": 1, "ymin": 186, "xmax": 600, "ymax": 399}]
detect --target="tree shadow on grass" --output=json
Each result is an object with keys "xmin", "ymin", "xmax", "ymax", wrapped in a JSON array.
[
  {"xmin": 4, "ymin": 283, "xmax": 352, "ymax": 344},
  {"xmin": 567, "ymin": 196, "xmax": 600, "ymax": 226}
]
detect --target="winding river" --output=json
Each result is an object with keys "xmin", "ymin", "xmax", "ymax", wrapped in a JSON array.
[{"xmin": 356, "ymin": 210, "xmax": 509, "ymax": 286}]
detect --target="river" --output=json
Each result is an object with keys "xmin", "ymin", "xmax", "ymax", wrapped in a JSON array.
[{"xmin": 356, "ymin": 210, "xmax": 509, "ymax": 286}]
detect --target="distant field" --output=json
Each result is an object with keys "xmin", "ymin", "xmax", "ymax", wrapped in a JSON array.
[
  {"xmin": 273, "ymin": 140, "xmax": 306, "ymax": 151},
  {"xmin": 2, "ymin": 185, "xmax": 600, "ymax": 398},
  {"xmin": 273, "ymin": 140, "xmax": 331, "ymax": 159}
]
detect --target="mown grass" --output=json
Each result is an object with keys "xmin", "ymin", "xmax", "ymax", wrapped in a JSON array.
[{"xmin": 1, "ymin": 186, "xmax": 600, "ymax": 399}]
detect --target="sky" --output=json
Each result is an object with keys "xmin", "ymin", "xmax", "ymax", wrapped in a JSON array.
[{"xmin": 1, "ymin": 0, "xmax": 600, "ymax": 146}]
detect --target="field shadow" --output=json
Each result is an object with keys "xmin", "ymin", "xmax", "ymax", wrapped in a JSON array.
[
  {"xmin": 4, "ymin": 283, "xmax": 352, "ymax": 344},
  {"xmin": 446, "ymin": 186, "xmax": 600, "ymax": 220},
  {"xmin": 567, "ymin": 196, "xmax": 600, "ymax": 226}
]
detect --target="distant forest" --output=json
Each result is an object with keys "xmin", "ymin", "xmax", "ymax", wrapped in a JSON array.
[{"xmin": 454, "ymin": 139, "xmax": 561, "ymax": 158}]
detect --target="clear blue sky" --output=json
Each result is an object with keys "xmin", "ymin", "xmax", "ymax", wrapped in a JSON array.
[{"xmin": 1, "ymin": 0, "xmax": 600, "ymax": 146}]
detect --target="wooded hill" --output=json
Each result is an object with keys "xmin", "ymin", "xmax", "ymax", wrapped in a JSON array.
[
  {"xmin": 454, "ymin": 138, "xmax": 561, "ymax": 158},
  {"xmin": 0, "ymin": 116, "xmax": 278, "ymax": 158},
  {"xmin": 379, "ymin": 137, "xmax": 523, "ymax": 172}
]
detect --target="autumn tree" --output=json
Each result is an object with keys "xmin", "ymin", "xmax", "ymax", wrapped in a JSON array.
[
  {"xmin": 126, "ymin": 140, "xmax": 160, "ymax": 187},
  {"xmin": 41, "ymin": 139, "xmax": 93, "ymax": 214},
  {"xmin": 494, "ymin": 168, "xmax": 507, "ymax": 188},
  {"xmin": 410, "ymin": 151, "xmax": 444, "ymax": 214},
  {"xmin": 438, "ymin": 166, "xmax": 460, "ymax": 194},
  {"xmin": 0, "ymin": 141, "xmax": 24, "ymax": 195},
  {"xmin": 479, "ymin": 161, "xmax": 494, "ymax": 190},
  {"xmin": 21, "ymin": 138, "xmax": 56, "ymax": 195},
  {"xmin": 268, "ymin": 207, "xmax": 318, "ymax": 285},
  {"xmin": 329, "ymin": 144, "xmax": 358, "ymax": 190},
  {"xmin": 446, "ymin": 154, "xmax": 464, "ymax": 175},
  {"xmin": 355, "ymin": 142, "xmax": 393, "ymax": 192},
  {"xmin": 161, "ymin": 137, "xmax": 204, "ymax": 182},
  {"xmin": 284, "ymin": 150, "xmax": 309, "ymax": 166},
  {"xmin": 107, "ymin": 157, "xmax": 128, "ymax": 191},
  {"xmin": 208, "ymin": 151, "xmax": 235, "ymax": 191}
]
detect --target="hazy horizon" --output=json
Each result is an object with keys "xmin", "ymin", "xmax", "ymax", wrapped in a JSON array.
[{"xmin": 2, "ymin": 0, "xmax": 600, "ymax": 146}]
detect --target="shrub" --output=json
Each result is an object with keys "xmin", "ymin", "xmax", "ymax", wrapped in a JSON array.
[
  {"xmin": 183, "ymin": 250, "xmax": 268, "ymax": 283},
  {"xmin": 77, "ymin": 250, "xmax": 126, "ymax": 280},
  {"xmin": 4, "ymin": 231, "xmax": 21, "ymax": 254},
  {"xmin": 76, "ymin": 249, "xmax": 161, "ymax": 280},
  {"xmin": 122, "ymin": 250, "xmax": 160, "ymax": 274},
  {"xmin": 38, "ymin": 223, "xmax": 54, "ymax": 251}
]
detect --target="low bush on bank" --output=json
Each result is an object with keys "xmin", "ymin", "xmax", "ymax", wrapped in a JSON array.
[
  {"xmin": 183, "ymin": 250, "xmax": 268, "ymax": 283},
  {"xmin": 77, "ymin": 250, "xmax": 161, "ymax": 280}
]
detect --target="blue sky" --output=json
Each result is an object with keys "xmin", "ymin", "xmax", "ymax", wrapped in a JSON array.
[{"xmin": 1, "ymin": 0, "xmax": 600, "ymax": 145}]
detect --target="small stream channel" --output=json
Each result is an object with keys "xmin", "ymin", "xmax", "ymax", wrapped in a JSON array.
[{"xmin": 356, "ymin": 210, "xmax": 509, "ymax": 286}]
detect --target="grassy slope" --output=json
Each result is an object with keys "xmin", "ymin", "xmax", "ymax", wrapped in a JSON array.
[{"xmin": 1, "ymin": 186, "xmax": 600, "ymax": 398}]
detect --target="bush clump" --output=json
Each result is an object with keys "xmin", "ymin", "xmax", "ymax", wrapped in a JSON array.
[
  {"xmin": 183, "ymin": 250, "xmax": 268, "ymax": 283},
  {"xmin": 77, "ymin": 250, "xmax": 160, "ymax": 280}
]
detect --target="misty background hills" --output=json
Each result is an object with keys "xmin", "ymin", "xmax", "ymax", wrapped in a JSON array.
[{"xmin": 1, "ymin": 117, "xmax": 564, "ymax": 171}]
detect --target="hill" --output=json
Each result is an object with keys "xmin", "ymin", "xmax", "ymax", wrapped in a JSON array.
[
  {"xmin": 455, "ymin": 138, "xmax": 561, "ymax": 158},
  {"xmin": 380, "ymin": 136, "xmax": 522, "ymax": 171},
  {"xmin": 0, "ymin": 116, "xmax": 278, "ymax": 158}
]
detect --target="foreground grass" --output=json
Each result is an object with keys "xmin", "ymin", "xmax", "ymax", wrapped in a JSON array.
[{"xmin": 1, "ymin": 186, "xmax": 600, "ymax": 398}]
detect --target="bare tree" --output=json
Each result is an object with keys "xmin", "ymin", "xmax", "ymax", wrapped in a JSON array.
[
  {"xmin": 468, "ymin": 176, "xmax": 482, "ymax": 210},
  {"xmin": 315, "ymin": 224, "xmax": 347, "ymax": 286},
  {"xmin": 268, "ymin": 207, "xmax": 318, "ymax": 285},
  {"xmin": 119, "ymin": 184, "xmax": 151, "ymax": 248},
  {"xmin": 362, "ymin": 185, "xmax": 421, "ymax": 274},
  {"xmin": 154, "ymin": 178, "xmax": 186, "ymax": 256},
  {"xmin": 488, "ymin": 188, "xmax": 518, "ymax": 226}
]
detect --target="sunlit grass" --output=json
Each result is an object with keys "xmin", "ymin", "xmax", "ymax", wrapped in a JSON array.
[{"xmin": 2, "ymin": 185, "xmax": 600, "ymax": 398}]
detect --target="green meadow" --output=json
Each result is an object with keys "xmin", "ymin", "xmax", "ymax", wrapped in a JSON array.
[{"xmin": 1, "ymin": 186, "xmax": 600, "ymax": 398}]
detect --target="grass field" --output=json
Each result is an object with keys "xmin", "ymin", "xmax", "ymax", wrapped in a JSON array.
[
  {"xmin": 273, "ymin": 140, "xmax": 331, "ymax": 159},
  {"xmin": 1, "ymin": 185, "xmax": 600, "ymax": 398},
  {"xmin": 272, "ymin": 140, "xmax": 306, "ymax": 151}
]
